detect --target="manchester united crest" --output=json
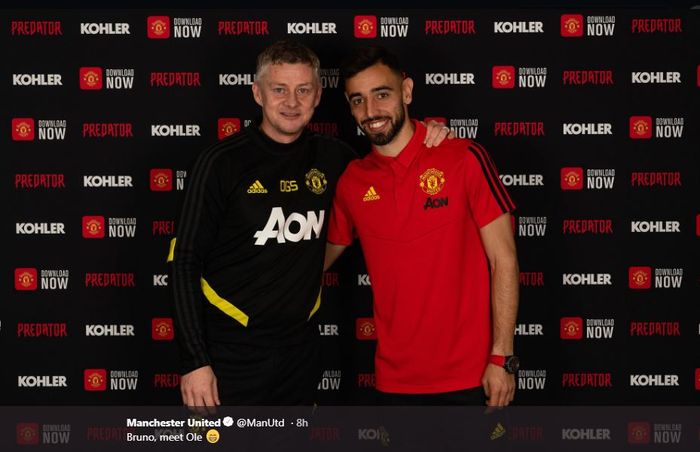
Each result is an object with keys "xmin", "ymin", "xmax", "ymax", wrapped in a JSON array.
[
  {"xmin": 630, "ymin": 268, "xmax": 650, "ymax": 288},
  {"xmin": 305, "ymin": 168, "xmax": 327, "ymax": 195},
  {"xmin": 419, "ymin": 168, "xmax": 445, "ymax": 195}
]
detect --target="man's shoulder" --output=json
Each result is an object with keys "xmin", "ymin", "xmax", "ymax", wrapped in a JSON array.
[
  {"xmin": 203, "ymin": 129, "xmax": 253, "ymax": 159},
  {"xmin": 434, "ymin": 137, "xmax": 482, "ymax": 153},
  {"xmin": 343, "ymin": 151, "xmax": 377, "ymax": 173},
  {"xmin": 184, "ymin": 131, "xmax": 255, "ymax": 183},
  {"xmin": 191, "ymin": 128, "xmax": 247, "ymax": 158},
  {"xmin": 306, "ymin": 133, "xmax": 358, "ymax": 174},
  {"xmin": 431, "ymin": 138, "xmax": 492, "ymax": 166},
  {"xmin": 309, "ymin": 132, "xmax": 357, "ymax": 156}
]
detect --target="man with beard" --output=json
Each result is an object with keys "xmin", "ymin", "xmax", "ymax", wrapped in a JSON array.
[
  {"xmin": 170, "ymin": 41, "xmax": 452, "ymax": 408},
  {"xmin": 325, "ymin": 46, "xmax": 520, "ymax": 406}
]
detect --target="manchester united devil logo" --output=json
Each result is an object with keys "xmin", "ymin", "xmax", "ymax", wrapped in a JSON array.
[
  {"xmin": 305, "ymin": 169, "xmax": 327, "ymax": 195},
  {"xmin": 419, "ymin": 168, "xmax": 446, "ymax": 195}
]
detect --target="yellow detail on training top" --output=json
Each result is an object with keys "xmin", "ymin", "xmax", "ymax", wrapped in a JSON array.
[
  {"xmin": 200, "ymin": 278, "xmax": 249, "ymax": 327},
  {"xmin": 308, "ymin": 288, "xmax": 322, "ymax": 320},
  {"xmin": 167, "ymin": 238, "xmax": 176, "ymax": 262}
]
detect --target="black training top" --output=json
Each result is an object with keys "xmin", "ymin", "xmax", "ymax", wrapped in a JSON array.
[{"xmin": 170, "ymin": 125, "xmax": 355, "ymax": 374}]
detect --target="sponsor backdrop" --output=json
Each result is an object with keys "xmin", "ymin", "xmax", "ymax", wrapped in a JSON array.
[{"xmin": 4, "ymin": 9, "xmax": 699, "ymax": 406}]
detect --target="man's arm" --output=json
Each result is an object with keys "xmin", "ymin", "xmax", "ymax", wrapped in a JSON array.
[
  {"xmin": 326, "ymin": 168, "xmax": 355, "ymax": 270},
  {"xmin": 478, "ymin": 213, "xmax": 519, "ymax": 407},
  {"xmin": 324, "ymin": 243, "xmax": 348, "ymax": 271},
  {"xmin": 170, "ymin": 149, "xmax": 228, "ymax": 408}
]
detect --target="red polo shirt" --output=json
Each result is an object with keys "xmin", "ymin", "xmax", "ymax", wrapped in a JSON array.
[{"xmin": 329, "ymin": 120, "xmax": 515, "ymax": 393}]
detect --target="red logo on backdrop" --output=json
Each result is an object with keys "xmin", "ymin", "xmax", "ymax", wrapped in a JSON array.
[
  {"xmin": 627, "ymin": 422, "xmax": 650, "ymax": 444},
  {"xmin": 16, "ymin": 423, "xmax": 39, "ymax": 445},
  {"xmin": 12, "ymin": 118, "xmax": 35, "ymax": 141},
  {"xmin": 561, "ymin": 167, "xmax": 583, "ymax": 190},
  {"xmin": 696, "ymin": 214, "xmax": 700, "ymax": 236},
  {"xmin": 82, "ymin": 215, "xmax": 105, "ymax": 239},
  {"xmin": 629, "ymin": 116, "xmax": 652, "ymax": 139},
  {"xmin": 492, "ymin": 66, "xmax": 515, "ymax": 89},
  {"xmin": 152, "ymin": 318, "xmax": 174, "ymax": 340},
  {"xmin": 356, "ymin": 318, "xmax": 377, "ymax": 340},
  {"xmin": 218, "ymin": 118, "xmax": 241, "ymax": 140},
  {"xmin": 84, "ymin": 369, "xmax": 107, "ymax": 391},
  {"xmin": 561, "ymin": 14, "xmax": 584, "ymax": 37},
  {"xmin": 424, "ymin": 117, "xmax": 447, "ymax": 126},
  {"xmin": 560, "ymin": 317, "xmax": 583, "ymax": 339},
  {"xmin": 15, "ymin": 268, "xmax": 37, "ymax": 291},
  {"xmin": 147, "ymin": 16, "xmax": 170, "ymax": 39},
  {"xmin": 629, "ymin": 266, "xmax": 651, "ymax": 289},
  {"xmin": 695, "ymin": 368, "xmax": 700, "ymax": 390},
  {"xmin": 150, "ymin": 169, "xmax": 173, "ymax": 191},
  {"xmin": 354, "ymin": 16, "xmax": 377, "ymax": 38},
  {"xmin": 79, "ymin": 67, "xmax": 103, "ymax": 90}
]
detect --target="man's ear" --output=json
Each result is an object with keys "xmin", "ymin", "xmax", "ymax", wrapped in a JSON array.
[
  {"xmin": 313, "ymin": 85, "xmax": 323, "ymax": 108},
  {"xmin": 402, "ymin": 77, "xmax": 414, "ymax": 105},
  {"xmin": 252, "ymin": 82, "xmax": 263, "ymax": 107}
]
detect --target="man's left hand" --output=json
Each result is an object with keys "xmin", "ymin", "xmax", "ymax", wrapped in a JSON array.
[
  {"xmin": 423, "ymin": 121, "xmax": 454, "ymax": 147},
  {"xmin": 482, "ymin": 363, "xmax": 515, "ymax": 407}
]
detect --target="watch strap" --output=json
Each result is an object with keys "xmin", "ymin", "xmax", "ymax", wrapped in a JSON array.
[{"xmin": 489, "ymin": 354, "xmax": 506, "ymax": 367}]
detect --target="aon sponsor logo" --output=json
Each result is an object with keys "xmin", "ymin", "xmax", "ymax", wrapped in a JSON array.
[{"xmin": 254, "ymin": 207, "xmax": 324, "ymax": 246}]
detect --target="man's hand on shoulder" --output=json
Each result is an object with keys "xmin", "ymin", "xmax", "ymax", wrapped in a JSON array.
[
  {"xmin": 181, "ymin": 365, "xmax": 220, "ymax": 414},
  {"xmin": 423, "ymin": 120, "xmax": 454, "ymax": 148}
]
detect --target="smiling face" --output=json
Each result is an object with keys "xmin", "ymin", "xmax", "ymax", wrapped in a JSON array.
[
  {"xmin": 252, "ymin": 62, "xmax": 322, "ymax": 144},
  {"xmin": 344, "ymin": 62, "xmax": 413, "ymax": 147}
]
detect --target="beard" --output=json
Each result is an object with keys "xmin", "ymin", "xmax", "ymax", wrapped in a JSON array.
[{"xmin": 360, "ymin": 106, "xmax": 406, "ymax": 146}]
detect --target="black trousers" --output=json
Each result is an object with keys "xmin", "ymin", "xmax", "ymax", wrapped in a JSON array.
[
  {"xmin": 375, "ymin": 386, "xmax": 487, "ymax": 405},
  {"xmin": 209, "ymin": 339, "xmax": 321, "ymax": 405},
  {"xmin": 372, "ymin": 387, "xmax": 510, "ymax": 452}
]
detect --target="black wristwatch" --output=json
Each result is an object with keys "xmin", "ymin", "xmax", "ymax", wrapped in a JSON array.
[{"xmin": 489, "ymin": 355, "xmax": 520, "ymax": 374}]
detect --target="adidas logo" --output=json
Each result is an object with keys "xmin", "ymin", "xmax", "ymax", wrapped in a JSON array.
[
  {"xmin": 363, "ymin": 186, "xmax": 380, "ymax": 202},
  {"xmin": 247, "ymin": 180, "xmax": 268, "ymax": 194}
]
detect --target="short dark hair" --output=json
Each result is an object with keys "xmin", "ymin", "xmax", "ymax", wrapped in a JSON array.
[
  {"xmin": 256, "ymin": 40, "xmax": 320, "ymax": 81},
  {"xmin": 340, "ymin": 46, "xmax": 403, "ymax": 81}
]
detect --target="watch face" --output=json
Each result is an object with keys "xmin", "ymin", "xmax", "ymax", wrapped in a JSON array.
[{"xmin": 504, "ymin": 356, "xmax": 520, "ymax": 374}]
